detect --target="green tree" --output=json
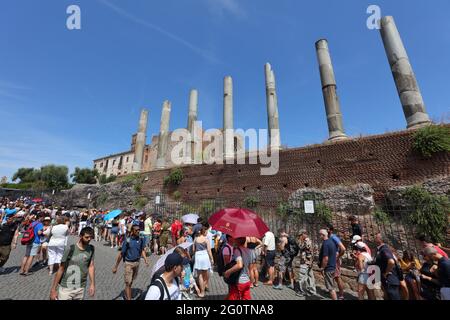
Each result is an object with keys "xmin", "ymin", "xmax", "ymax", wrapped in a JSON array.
[
  {"xmin": 99, "ymin": 174, "xmax": 116, "ymax": 184},
  {"xmin": 71, "ymin": 167, "xmax": 99, "ymax": 184},
  {"xmin": 39, "ymin": 165, "xmax": 69, "ymax": 190},
  {"xmin": 12, "ymin": 168, "xmax": 39, "ymax": 183}
]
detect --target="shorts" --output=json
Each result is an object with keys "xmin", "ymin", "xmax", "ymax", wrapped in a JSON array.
[
  {"xmin": 265, "ymin": 250, "xmax": 276, "ymax": 267},
  {"xmin": 111, "ymin": 227, "xmax": 119, "ymax": 235},
  {"xmin": 358, "ymin": 272, "xmax": 370, "ymax": 285},
  {"xmin": 324, "ymin": 271, "xmax": 336, "ymax": 292},
  {"xmin": 124, "ymin": 261, "xmax": 140, "ymax": 286},
  {"xmin": 277, "ymin": 255, "xmax": 293, "ymax": 273},
  {"xmin": 58, "ymin": 287, "xmax": 85, "ymax": 300},
  {"xmin": 25, "ymin": 243, "xmax": 41, "ymax": 257}
]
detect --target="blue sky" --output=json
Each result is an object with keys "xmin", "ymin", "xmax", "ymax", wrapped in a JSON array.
[{"xmin": 1, "ymin": 0, "xmax": 449, "ymax": 181}]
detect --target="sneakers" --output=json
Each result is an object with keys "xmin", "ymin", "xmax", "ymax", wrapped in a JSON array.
[
  {"xmin": 295, "ymin": 291, "xmax": 305, "ymax": 297},
  {"xmin": 272, "ymin": 284, "xmax": 283, "ymax": 290},
  {"xmin": 287, "ymin": 284, "xmax": 295, "ymax": 290}
]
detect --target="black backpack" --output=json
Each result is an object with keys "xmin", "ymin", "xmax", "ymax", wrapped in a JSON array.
[
  {"xmin": 140, "ymin": 274, "xmax": 180, "ymax": 300},
  {"xmin": 217, "ymin": 243, "xmax": 233, "ymax": 276},
  {"xmin": 223, "ymin": 247, "xmax": 243, "ymax": 285},
  {"xmin": 287, "ymin": 236, "xmax": 300, "ymax": 257}
]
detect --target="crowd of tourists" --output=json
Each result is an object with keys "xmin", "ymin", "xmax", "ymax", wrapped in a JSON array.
[{"xmin": 0, "ymin": 196, "xmax": 449, "ymax": 301}]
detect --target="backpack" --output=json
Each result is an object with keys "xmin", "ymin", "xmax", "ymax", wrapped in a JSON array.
[
  {"xmin": 21, "ymin": 221, "xmax": 38, "ymax": 245},
  {"xmin": 59, "ymin": 244, "xmax": 95, "ymax": 284},
  {"xmin": 223, "ymin": 247, "xmax": 243, "ymax": 285},
  {"xmin": 287, "ymin": 236, "xmax": 300, "ymax": 257},
  {"xmin": 140, "ymin": 274, "xmax": 180, "ymax": 300},
  {"xmin": 217, "ymin": 243, "xmax": 233, "ymax": 276}
]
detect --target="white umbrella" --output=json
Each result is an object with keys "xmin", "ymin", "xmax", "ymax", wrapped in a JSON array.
[
  {"xmin": 150, "ymin": 242, "xmax": 193, "ymax": 279},
  {"xmin": 181, "ymin": 213, "xmax": 199, "ymax": 225}
]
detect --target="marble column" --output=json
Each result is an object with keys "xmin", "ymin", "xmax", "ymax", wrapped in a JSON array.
[
  {"xmin": 265, "ymin": 63, "xmax": 281, "ymax": 150},
  {"xmin": 223, "ymin": 76, "xmax": 234, "ymax": 160},
  {"xmin": 315, "ymin": 39, "xmax": 348, "ymax": 141},
  {"xmin": 132, "ymin": 109, "xmax": 148, "ymax": 172},
  {"xmin": 156, "ymin": 100, "xmax": 171, "ymax": 169},
  {"xmin": 380, "ymin": 16, "xmax": 431, "ymax": 129},
  {"xmin": 187, "ymin": 89, "xmax": 198, "ymax": 163}
]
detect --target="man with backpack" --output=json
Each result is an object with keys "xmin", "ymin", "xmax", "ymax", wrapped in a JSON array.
[
  {"xmin": 49, "ymin": 227, "xmax": 96, "ymax": 300},
  {"xmin": 145, "ymin": 252, "xmax": 183, "ymax": 300},
  {"xmin": 273, "ymin": 229, "xmax": 299, "ymax": 290},
  {"xmin": 112, "ymin": 224, "xmax": 149, "ymax": 300},
  {"xmin": 19, "ymin": 214, "xmax": 44, "ymax": 276}
]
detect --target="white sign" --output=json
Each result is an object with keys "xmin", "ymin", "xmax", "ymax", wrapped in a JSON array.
[
  {"xmin": 155, "ymin": 195, "xmax": 161, "ymax": 204},
  {"xmin": 304, "ymin": 200, "xmax": 314, "ymax": 214}
]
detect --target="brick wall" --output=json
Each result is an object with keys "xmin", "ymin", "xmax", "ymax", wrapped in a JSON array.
[{"xmin": 140, "ymin": 127, "xmax": 450, "ymax": 205}]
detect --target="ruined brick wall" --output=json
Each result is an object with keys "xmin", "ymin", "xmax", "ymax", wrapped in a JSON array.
[{"xmin": 140, "ymin": 128, "xmax": 450, "ymax": 205}]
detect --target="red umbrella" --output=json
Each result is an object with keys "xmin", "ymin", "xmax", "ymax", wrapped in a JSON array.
[
  {"xmin": 208, "ymin": 208, "xmax": 269, "ymax": 238},
  {"xmin": 32, "ymin": 198, "xmax": 43, "ymax": 203}
]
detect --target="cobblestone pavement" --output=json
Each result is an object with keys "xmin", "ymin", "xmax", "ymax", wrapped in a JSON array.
[{"xmin": 0, "ymin": 236, "xmax": 356, "ymax": 300}]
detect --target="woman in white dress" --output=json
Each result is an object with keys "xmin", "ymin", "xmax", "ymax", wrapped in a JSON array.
[
  {"xmin": 46, "ymin": 216, "xmax": 69, "ymax": 275},
  {"xmin": 193, "ymin": 226, "xmax": 214, "ymax": 298}
]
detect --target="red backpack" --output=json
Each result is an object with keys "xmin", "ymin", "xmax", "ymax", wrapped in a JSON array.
[{"xmin": 21, "ymin": 221, "xmax": 37, "ymax": 245}]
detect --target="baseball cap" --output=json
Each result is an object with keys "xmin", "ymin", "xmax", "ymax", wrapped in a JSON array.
[
  {"xmin": 351, "ymin": 235, "xmax": 362, "ymax": 244},
  {"xmin": 44, "ymin": 217, "xmax": 51, "ymax": 221},
  {"xmin": 164, "ymin": 252, "xmax": 183, "ymax": 269},
  {"xmin": 355, "ymin": 242, "xmax": 366, "ymax": 250}
]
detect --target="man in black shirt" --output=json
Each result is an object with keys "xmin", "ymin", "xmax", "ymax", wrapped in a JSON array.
[
  {"xmin": 423, "ymin": 246, "xmax": 450, "ymax": 300},
  {"xmin": 0, "ymin": 214, "xmax": 20, "ymax": 273},
  {"xmin": 348, "ymin": 215, "xmax": 363, "ymax": 238},
  {"xmin": 373, "ymin": 233, "xmax": 401, "ymax": 300}
]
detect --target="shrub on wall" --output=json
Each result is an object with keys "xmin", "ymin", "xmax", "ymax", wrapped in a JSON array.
[
  {"xmin": 373, "ymin": 207, "xmax": 391, "ymax": 224},
  {"xmin": 163, "ymin": 168, "xmax": 184, "ymax": 187},
  {"xmin": 134, "ymin": 197, "xmax": 148, "ymax": 210},
  {"xmin": 244, "ymin": 196, "xmax": 259, "ymax": 208},
  {"xmin": 412, "ymin": 125, "xmax": 450, "ymax": 158},
  {"xmin": 173, "ymin": 191, "xmax": 181, "ymax": 201},
  {"xmin": 402, "ymin": 186, "xmax": 449, "ymax": 244}
]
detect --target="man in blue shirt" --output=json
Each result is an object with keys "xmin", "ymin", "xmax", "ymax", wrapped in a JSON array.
[
  {"xmin": 327, "ymin": 225, "xmax": 346, "ymax": 299},
  {"xmin": 1, "ymin": 203, "xmax": 17, "ymax": 225},
  {"xmin": 19, "ymin": 215, "xmax": 44, "ymax": 276},
  {"xmin": 318, "ymin": 229, "xmax": 337, "ymax": 300},
  {"xmin": 112, "ymin": 224, "xmax": 149, "ymax": 300}
]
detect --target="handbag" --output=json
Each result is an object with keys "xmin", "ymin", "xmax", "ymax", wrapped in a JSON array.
[{"xmin": 223, "ymin": 248, "xmax": 243, "ymax": 285}]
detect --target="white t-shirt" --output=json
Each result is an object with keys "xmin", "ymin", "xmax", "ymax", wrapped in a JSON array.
[
  {"xmin": 47, "ymin": 224, "xmax": 69, "ymax": 247},
  {"xmin": 145, "ymin": 278, "xmax": 181, "ymax": 300},
  {"xmin": 263, "ymin": 231, "xmax": 276, "ymax": 251}
]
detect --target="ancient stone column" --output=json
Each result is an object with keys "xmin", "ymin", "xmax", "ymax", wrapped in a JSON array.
[
  {"xmin": 156, "ymin": 100, "xmax": 171, "ymax": 169},
  {"xmin": 265, "ymin": 63, "xmax": 281, "ymax": 150},
  {"xmin": 223, "ymin": 76, "xmax": 234, "ymax": 160},
  {"xmin": 380, "ymin": 16, "xmax": 431, "ymax": 129},
  {"xmin": 132, "ymin": 109, "xmax": 148, "ymax": 173},
  {"xmin": 187, "ymin": 89, "xmax": 198, "ymax": 164},
  {"xmin": 315, "ymin": 39, "xmax": 348, "ymax": 141}
]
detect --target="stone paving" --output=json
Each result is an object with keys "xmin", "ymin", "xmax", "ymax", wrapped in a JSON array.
[{"xmin": 0, "ymin": 236, "xmax": 356, "ymax": 300}]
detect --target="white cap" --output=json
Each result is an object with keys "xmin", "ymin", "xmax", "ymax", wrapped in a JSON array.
[
  {"xmin": 351, "ymin": 235, "xmax": 362, "ymax": 244},
  {"xmin": 355, "ymin": 242, "xmax": 366, "ymax": 250}
]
